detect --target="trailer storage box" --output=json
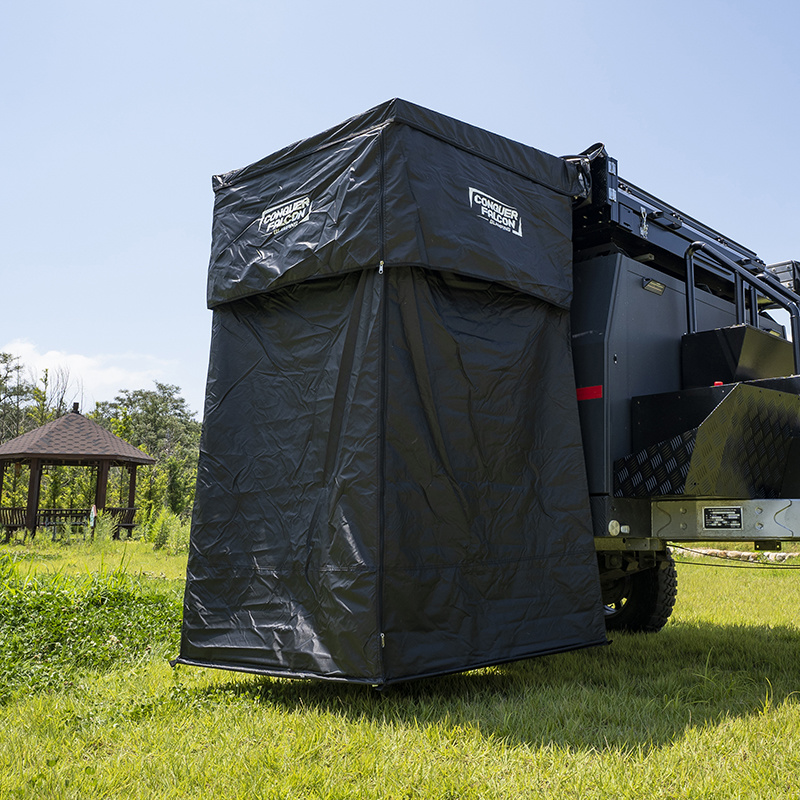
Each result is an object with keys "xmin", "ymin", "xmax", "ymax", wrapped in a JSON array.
[{"xmin": 177, "ymin": 99, "xmax": 606, "ymax": 685}]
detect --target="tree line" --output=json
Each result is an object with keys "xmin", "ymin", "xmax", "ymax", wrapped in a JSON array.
[{"xmin": 0, "ymin": 353, "xmax": 201, "ymax": 524}]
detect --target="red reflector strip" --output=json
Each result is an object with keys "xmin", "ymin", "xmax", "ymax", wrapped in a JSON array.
[{"xmin": 577, "ymin": 385, "xmax": 603, "ymax": 401}]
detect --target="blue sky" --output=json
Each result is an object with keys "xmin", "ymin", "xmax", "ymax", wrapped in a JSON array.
[{"xmin": 2, "ymin": 0, "xmax": 798, "ymax": 416}]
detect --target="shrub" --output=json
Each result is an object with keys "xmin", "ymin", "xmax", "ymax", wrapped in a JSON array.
[
  {"xmin": 151, "ymin": 509, "xmax": 171, "ymax": 551},
  {"xmin": 166, "ymin": 516, "xmax": 191, "ymax": 555},
  {"xmin": 145, "ymin": 508, "xmax": 190, "ymax": 554}
]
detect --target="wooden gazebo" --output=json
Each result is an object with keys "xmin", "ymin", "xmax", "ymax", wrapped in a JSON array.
[{"xmin": 0, "ymin": 403, "xmax": 156, "ymax": 538}]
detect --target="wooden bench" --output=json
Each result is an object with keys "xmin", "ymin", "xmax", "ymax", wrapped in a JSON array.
[{"xmin": 0, "ymin": 506, "xmax": 140, "ymax": 540}]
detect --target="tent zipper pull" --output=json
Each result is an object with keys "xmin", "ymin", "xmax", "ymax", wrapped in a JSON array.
[{"xmin": 379, "ymin": 261, "xmax": 384, "ymax": 275}]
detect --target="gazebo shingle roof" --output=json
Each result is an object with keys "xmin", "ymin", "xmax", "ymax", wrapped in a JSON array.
[{"xmin": 0, "ymin": 409, "xmax": 155, "ymax": 465}]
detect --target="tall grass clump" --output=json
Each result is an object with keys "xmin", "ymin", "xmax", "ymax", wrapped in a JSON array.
[
  {"xmin": 143, "ymin": 508, "xmax": 190, "ymax": 554},
  {"xmin": 0, "ymin": 553, "xmax": 181, "ymax": 702},
  {"xmin": 91, "ymin": 511, "xmax": 116, "ymax": 543}
]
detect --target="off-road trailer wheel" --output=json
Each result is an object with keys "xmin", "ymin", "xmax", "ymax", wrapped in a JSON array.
[{"xmin": 601, "ymin": 552, "xmax": 678, "ymax": 633}]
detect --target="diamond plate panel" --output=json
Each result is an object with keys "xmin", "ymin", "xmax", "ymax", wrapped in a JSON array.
[
  {"xmin": 686, "ymin": 385, "xmax": 800, "ymax": 498},
  {"xmin": 615, "ymin": 384, "xmax": 800, "ymax": 498},
  {"xmin": 614, "ymin": 431, "xmax": 696, "ymax": 497}
]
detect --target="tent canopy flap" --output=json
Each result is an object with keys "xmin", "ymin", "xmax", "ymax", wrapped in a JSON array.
[{"xmin": 207, "ymin": 99, "xmax": 585, "ymax": 309}]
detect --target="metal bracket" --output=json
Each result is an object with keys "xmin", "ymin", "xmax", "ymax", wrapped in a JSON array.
[
  {"xmin": 639, "ymin": 206, "xmax": 649, "ymax": 238},
  {"xmin": 649, "ymin": 210, "xmax": 682, "ymax": 230},
  {"xmin": 754, "ymin": 540, "xmax": 781, "ymax": 551}
]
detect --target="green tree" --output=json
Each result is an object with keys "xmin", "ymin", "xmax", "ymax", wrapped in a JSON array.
[
  {"xmin": 0, "ymin": 353, "xmax": 32, "ymax": 444},
  {"xmin": 26, "ymin": 367, "xmax": 75, "ymax": 431},
  {"xmin": 0, "ymin": 354, "xmax": 33, "ymax": 509},
  {"xmin": 93, "ymin": 383, "xmax": 201, "ymax": 517}
]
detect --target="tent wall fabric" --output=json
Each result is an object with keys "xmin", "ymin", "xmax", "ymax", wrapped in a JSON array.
[{"xmin": 177, "ymin": 99, "xmax": 606, "ymax": 684}]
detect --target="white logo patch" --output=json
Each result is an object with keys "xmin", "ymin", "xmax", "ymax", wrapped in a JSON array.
[
  {"xmin": 258, "ymin": 195, "xmax": 311, "ymax": 237},
  {"xmin": 469, "ymin": 188, "xmax": 523, "ymax": 237}
]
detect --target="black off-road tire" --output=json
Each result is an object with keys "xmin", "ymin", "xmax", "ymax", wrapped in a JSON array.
[{"xmin": 603, "ymin": 553, "xmax": 678, "ymax": 633}]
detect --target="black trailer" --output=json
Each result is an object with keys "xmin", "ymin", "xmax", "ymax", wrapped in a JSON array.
[
  {"xmin": 570, "ymin": 144, "xmax": 800, "ymax": 632},
  {"xmin": 176, "ymin": 100, "xmax": 800, "ymax": 684}
]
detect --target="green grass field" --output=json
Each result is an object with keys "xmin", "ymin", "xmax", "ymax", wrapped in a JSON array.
[{"xmin": 1, "ymin": 539, "xmax": 799, "ymax": 799}]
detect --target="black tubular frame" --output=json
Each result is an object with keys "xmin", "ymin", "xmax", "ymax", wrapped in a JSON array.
[{"xmin": 685, "ymin": 241, "xmax": 800, "ymax": 372}]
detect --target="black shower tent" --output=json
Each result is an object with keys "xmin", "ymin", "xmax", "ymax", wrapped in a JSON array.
[{"xmin": 176, "ymin": 99, "xmax": 606, "ymax": 684}]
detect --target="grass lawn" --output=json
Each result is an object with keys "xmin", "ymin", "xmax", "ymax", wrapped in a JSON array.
[{"xmin": 1, "ymin": 539, "xmax": 799, "ymax": 799}]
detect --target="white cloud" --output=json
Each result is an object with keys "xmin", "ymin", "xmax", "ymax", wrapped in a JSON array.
[{"xmin": 1, "ymin": 339, "xmax": 179, "ymax": 411}]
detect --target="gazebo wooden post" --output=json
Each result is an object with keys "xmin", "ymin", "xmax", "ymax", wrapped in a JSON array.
[
  {"xmin": 127, "ymin": 464, "xmax": 137, "ymax": 509},
  {"xmin": 26, "ymin": 458, "xmax": 42, "ymax": 536},
  {"xmin": 0, "ymin": 461, "xmax": 7, "ymax": 544},
  {"xmin": 95, "ymin": 460, "xmax": 110, "ymax": 510}
]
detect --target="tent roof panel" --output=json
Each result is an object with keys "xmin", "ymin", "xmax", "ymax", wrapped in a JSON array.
[{"xmin": 214, "ymin": 98, "xmax": 587, "ymax": 199}]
